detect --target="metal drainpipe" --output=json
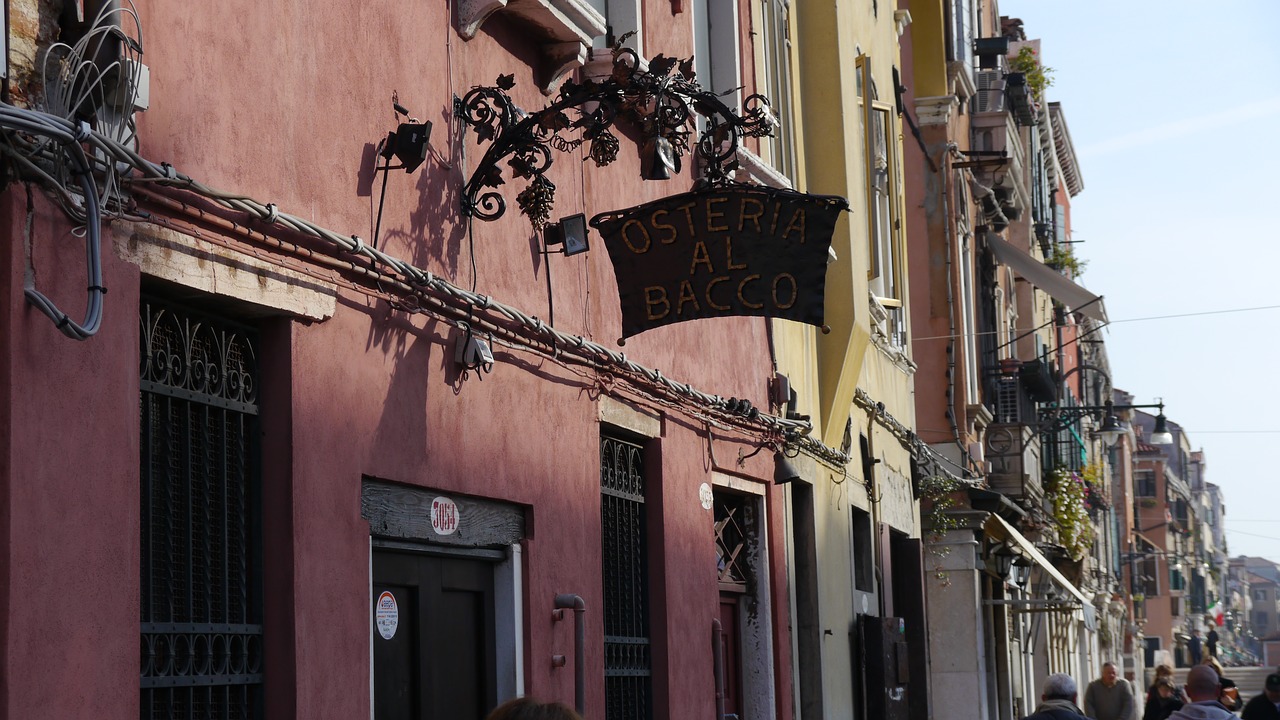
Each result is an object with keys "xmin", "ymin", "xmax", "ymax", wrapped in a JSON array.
[
  {"xmin": 554, "ymin": 594, "xmax": 586, "ymax": 716},
  {"xmin": 712, "ymin": 618, "xmax": 725, "ymax": 720}
]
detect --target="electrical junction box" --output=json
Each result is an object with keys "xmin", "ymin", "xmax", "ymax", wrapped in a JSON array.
[
  {"xmin": 107, "ymin": 58, "xmax": 149, "ymax": 112},
  {"xmin": 454, "ymin": 331, "xmax": 494, "ymax": 370}
]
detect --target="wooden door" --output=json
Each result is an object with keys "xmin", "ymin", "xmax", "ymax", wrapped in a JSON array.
[{"xmin": 373, "ymin": 550, "xmax": 496, "ymax": 720}]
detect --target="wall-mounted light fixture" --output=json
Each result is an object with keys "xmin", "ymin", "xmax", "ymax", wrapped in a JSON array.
[
  {"xmin": 988, "ymin": 542, "xmax": 1019, "ymax": 581},
  {"xmin": 1041, "ymin": 398, "xmax": 1174, "ymax": 448},
  {"xmin": 372, "ymin": 100, "xmax": 433, "ymax": 249},
  {"xmin": 539, "ymin": 214, "xmax": 590, "ymax": 328},
  {"xmin": 1092, "ymin": 400, "xmax": 1173, "ymax": 446},
  {"xmin": 1011, "ymin": 556, "xmax": 1033, "ymax": 588},
  {"xmin": 543, "ymin": 213, "xmax": 590, "ymax": 257}
]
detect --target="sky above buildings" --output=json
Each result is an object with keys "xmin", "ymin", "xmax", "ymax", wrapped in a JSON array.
[{"xmin": 1003, "ymin": 1, "xmax": 1280, "ymax": 564}]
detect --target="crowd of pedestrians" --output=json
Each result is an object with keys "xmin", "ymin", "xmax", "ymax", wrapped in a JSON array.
[{"xmin": 1020, "ymin": 661, "xmax": 1280, "ymax": 720}]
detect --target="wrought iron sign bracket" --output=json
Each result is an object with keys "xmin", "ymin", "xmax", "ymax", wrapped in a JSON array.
[{"xmin": 454, "ymin": 43, "xmax": 778, "ymax": 230}]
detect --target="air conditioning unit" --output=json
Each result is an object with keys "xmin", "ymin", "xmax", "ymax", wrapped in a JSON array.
[
  {"xmin": 983, "ymin": 423, "xmax": 1042, "ymax": 502},
  {"xmin": 973, "ymin": 70, "xmax": 1006, "ymax": 113}
]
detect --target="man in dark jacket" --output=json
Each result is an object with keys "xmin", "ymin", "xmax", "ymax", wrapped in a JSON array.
[
  {"xmin": 1241, "ymin": 672, "xmax": 1280, "ymax": 720},
  {"xmin": 1169, "ymin": 665, "xmax": 1238, "ymax": 720},
  {"xmin": 1022, "ymin": 673, "xmax": 1091, "ymax": 720}
]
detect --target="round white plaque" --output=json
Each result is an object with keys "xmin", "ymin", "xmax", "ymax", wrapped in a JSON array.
[{"xmin": 376, "ymin": 591, "xmax": 399, "ymax": 640}]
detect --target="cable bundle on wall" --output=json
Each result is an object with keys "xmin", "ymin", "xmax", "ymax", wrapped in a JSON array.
[{"xmin": 0, "ymin": 100, "xmax": 971, "ymax": 485}]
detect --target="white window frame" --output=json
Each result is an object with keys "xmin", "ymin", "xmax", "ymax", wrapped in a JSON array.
[
  {"xmin": 581, "ymin": 0, "xmax": 645, "ymax": 78},
  {"xmin": 692, "ymin": 0, "xmax": 742, "ymax": 108},
  {"xmin": 753, "ymin": 0, "xmax": 795, "ymax": 182},
  {"xmin": 860, "ymin": 55, "xmax": 907, "ymax": 349},
  {"xmin": 961, "ymin": 229, "xmax": 980, "ymax": 399}
]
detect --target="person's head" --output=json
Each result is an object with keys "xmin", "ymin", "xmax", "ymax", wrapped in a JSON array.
[
  {"xmin": 1042, "ymin": 673, "xmax": 1078, "ymax": 703},
  {"xmin": 1154, "ymin": 664, "xmax": 1174, "ymax": 680},
  {"xmin": 1101, "ymin": 662, "xmax": 1119, "ymax": 687},
  {"xmin": 485, "ymin": 698, "xmax": 583, "ymax": 720},
  {"xmin": 1184, "ymin": 665, "xmax": 1222, "ymax": 702},
  {"xmin": 1155, "ymin": 678, "xmax": 1176, "ymax": 700},
  {"xmin": 1201, "ymin": 656, "xmax": 1224, "ymax": 676},
  {"xmin": 1265, "ymin": 673, "xmax": 1280, "ymax": 703},
  {"xmin": 1192, "ymin": 628, "xmax": 1201, "ymax": 636}
]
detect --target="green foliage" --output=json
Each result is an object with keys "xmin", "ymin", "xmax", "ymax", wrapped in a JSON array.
[
  {"xmin": 920, "ymin": 474, "xmax": 967, "ymax": 586},
  {"xmin": 1045, "ymin": 244, "xmax": 1087, "ymax": 276},
  {"xmin": 1009, "ymin": 46, "xmax": 1054, "ymax": 102}
]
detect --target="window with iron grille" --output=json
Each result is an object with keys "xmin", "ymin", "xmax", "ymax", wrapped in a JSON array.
[
  {"xmin": 600, "ymin": 434, "xmax": 653, "ymax": 720},
  {"xmin": 714, "ymin": 491, "xmax": 754, "ymax": 592},
  {"xmin": 140, "ymin": 299, "xmax": 263, "ymax": 720}
]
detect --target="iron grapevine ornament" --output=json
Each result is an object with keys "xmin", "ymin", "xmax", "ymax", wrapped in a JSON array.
[{"xmin": 456, "ymin": 36, "xmax": 778, "ymax": 229}]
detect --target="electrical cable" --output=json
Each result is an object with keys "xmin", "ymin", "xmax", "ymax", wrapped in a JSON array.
[
  {"xmin": 0, "ymin": 97, "xmax": 969, "ymax": 478},
  {"xmin": 20, "ymin": 134, "xmax": 105, "ymax": 339}
]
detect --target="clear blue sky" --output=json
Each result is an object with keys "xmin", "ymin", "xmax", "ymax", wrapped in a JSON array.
[{"xmin": 1003, "ymin": 1, "xmax": 1280, "ymax": 565}]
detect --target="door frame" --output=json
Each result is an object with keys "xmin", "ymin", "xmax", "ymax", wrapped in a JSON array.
[{"xmin": 361, "ymin": 479, "xmax": 527, "ymax": 719}]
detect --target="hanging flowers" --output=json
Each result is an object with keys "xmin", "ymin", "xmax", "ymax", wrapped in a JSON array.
[{"xmin": 1047, "ymin": 467, "xmax": 1094, "ymax": 561}]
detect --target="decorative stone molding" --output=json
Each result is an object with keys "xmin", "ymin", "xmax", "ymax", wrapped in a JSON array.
[
  {"xmin": 915, "ymin": 95, "xmax": 960, "ymax": 126},
  {"xmin": 599, "ymin": 395, "xmax": 662, "ymax": 438},
  {"xmin": 893, "ymin": 9, "xmax": 913, "ymax": 38},
  {"xmin": 117, "ymin": 224, "xmax": 337, "ymax": 321},
  {"xmin": 733, "ymin": 146, "xmax": 793, "ymax": 190},
  {"xmin": 457, "ymin": 0, "xmax": 606, "ymax": 94},
  {"xmin": 457, "ymin": 0, "xmax": 508, "ymax": 39}
]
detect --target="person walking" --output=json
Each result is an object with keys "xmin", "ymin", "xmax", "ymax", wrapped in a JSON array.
[
  {"xmin": 1144, "ymin": 678, "xmax": 1185, "ymax": 720},
  {"xmin": 1146, "ymin": 664, "xmax": 1181, "ymax": 706},
  {"xmin": 1241, "ymin": 672, "xmax": 1280, "ymax": 720},
  {"xmin": 1206, "ymin": 627, "xmax": 1219, "ymax": 659},
  {"xmin": 1167, "ymin": 665, "xmax": 1237, "ymax": 720},
  {"xmin": 1085, "ymin": 662, "xmax": 1136, "ymax": 720},
  {"xmin": 1022, "ymin": 673, "xmax": 1091, "ymax": 720}
]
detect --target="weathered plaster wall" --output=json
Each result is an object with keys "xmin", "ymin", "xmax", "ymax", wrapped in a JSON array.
[{"xmin": 1, "ymin": 0, "xmax": 792, "ymax": 718}]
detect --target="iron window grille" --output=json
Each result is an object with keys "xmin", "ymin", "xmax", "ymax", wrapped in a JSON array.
[
  {"xmin": 600, "ymin": 435, "xmax": 653, "ymax": 720},
  {"xmin": 714, "ymin": 491, "xmax": 752, "ymax": 593},
  {"xmin": 140, "ymin": 299, "xmax": 263, "ymax": 720}
]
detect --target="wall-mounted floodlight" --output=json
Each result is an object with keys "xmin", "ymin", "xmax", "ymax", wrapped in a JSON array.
[
  {"xmin": 372, "ymin": 99, "xmax": 433, "ymax": 249},
  {"xmin": 381, "ymin": 121, "xmax": 433, "ymax": 174},
  {"xmin": 544, "ymin": 213, "xmax": 590, "ymax": 257},
  {"xmin": 539, "ymin": 214, "xmax": 591, "ymax": 328}
]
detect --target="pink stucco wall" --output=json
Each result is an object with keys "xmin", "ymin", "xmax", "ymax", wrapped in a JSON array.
[
  {"xmin": 0, "ymin": 1, "xmax": 792, "ymax": 718},
  {"xmin": 1, "ymin": 193, "xmax": 141, "ymax": 718}
]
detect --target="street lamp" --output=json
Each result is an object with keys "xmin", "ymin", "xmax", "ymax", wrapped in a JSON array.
[{"xmin": 1040, "ymin": 399, "xmax": 1173, "ymax": 447}]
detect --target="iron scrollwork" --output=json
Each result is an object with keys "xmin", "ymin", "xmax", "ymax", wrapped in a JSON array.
[
  {"xmin": 457, "ymin": 41, "xmax": 778, "ymax": 229},
  {"xmin": 140, "ymin": 301, "xmax": 258, "ymax": 409}
]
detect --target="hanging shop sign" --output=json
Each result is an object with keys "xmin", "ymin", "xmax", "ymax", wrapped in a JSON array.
[{"xmin": 591, "ymin": 186, "xmax": 848, "ymax": 339}]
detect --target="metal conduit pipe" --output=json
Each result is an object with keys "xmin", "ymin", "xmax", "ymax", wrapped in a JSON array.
[
  {"xmin": 711, "ymin": 618, "xmax": 725, "ymax": 720},
  {"xmin": 554, "ymin": 594, "xmax": 586, "ymax": 716}
]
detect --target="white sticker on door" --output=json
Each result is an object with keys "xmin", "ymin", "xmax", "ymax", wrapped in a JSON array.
[{"xmin": 376, "ymin": 591, "xmax": 399, "ymax": 640}]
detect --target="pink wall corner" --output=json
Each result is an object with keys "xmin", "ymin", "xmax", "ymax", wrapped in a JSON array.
[{"xmin": 1, "ymin": 191, "xmax": 141, "ymax": 719}]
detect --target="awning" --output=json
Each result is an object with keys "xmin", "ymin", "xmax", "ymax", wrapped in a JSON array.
[
  {"xmin": 986, "ymin": 234, "xmax": 1108, "ymax": 323},
  {"xmin": 985, "ymin": 514, "xmax": 1091, "ymax": 611}
]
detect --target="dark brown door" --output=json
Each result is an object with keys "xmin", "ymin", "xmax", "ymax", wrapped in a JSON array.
[{"xmin": 373, "ymin": 550, "xmax": 497, "ymax": 720}]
